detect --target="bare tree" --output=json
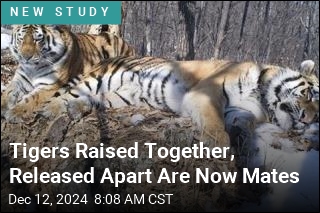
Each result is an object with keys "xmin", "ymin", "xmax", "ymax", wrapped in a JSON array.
[
  {"xmin": 213, "ymin": 1, "xmax": 231, "ymax": 59},
  {"xmin": 4, "ymin": 1, "xmax": 317, "ymax": 67},
  {"xmin": 302, "ymin": 1, "xmax": 315, "ymax": 59},
  {"xmin": 145, "ymin": 2, "xmax": 152, "ymax": 56},
  {"xmin": 238, "ymin": 1, "xmax": 249, "ymax": 48},
  {"xmin": 176, "ymin": 1, "xmax": 196, "ymax": 60}
]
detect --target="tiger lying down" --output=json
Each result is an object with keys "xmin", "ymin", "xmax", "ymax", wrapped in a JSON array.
[
  {"xmin": 1, "ymin": 24, "xmax": 135, "ymax": 121},
  {"xmin": 1, "ymin": 26, "xmax": 318, "ymax": 147}
]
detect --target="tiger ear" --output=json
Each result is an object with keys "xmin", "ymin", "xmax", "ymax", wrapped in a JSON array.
[{"xmin": 299, "ymin": 60, "xmax": 316, "ymax": 75}]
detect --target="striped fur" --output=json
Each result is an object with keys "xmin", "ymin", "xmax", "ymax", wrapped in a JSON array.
[
  {"xmin": 1, "ymin": 24, "xmax": 135, "ymax": 122},
  {"xmin": 38, "ymin": 56, "xmax": 318, "ymax": 146}
]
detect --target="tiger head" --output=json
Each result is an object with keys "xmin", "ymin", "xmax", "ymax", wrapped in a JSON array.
[
  {"xmin": 272, "ymin": 60, "xmax": 319, "ymax": 131},
  {"xmin": 276, "ymin": 98, "xmax": 318, "ymax": 131},
  {"xmin": 10, "ymin": 25, "xmax": 70, "ymax": 66}
]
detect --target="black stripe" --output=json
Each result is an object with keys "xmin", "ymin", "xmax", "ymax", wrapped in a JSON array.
[
  {"xmin": 20, "ymin": 85, "xmax": 28, "ymax": 94},
  {"xmin": 274, "ymin": 85, "xmax": 281, "ymax": 102},
  {"xmin": 96, "ymin": 76, "xmax": 102, "ymax": 95},
  {"xmin": 114, "ymin": 92, "xmax": 131, "ymax": 105},
  {"xmin": 85, "ymin": 37, "xmax": 99, "ymax": 64},
  {"xmin": 37, "ymin": 64, "xmax": 49, "ymax": 70},
  {"xmin": 147, "ymin": 72, "xmax": 159, "ymax": 97},
  {"xmin": 238, "ymin": 77, "xmax": 243, "ymax": 95},
  {"xmin": 273, "ymin": 116, "xmax": 279, "ymax": 126},
  {"xmin": 283, "ymin": 75, "xmax": 302, "ymax": 83},
  {"xmin": 35, "ymin": 82, "xmax": 54, "ymax": 86},
  {"xmin": 19, "ymin": 73, "xmax": 33, "ymax": 87},
  {"xmin": 120, "ymin": 69, "xmax": 126, "ymax": 86},
  {"xmin": 51, "ymin": 46, "xmax": 67, "ymax": 63},
  {"xmin": 69, "ymin": 92, "xmax": 79, "ymax": 98},
  {"xmin": 46, "ymin": 36, "xmax": 50, "ymax": 47},
  {"xmin": 288, "ymin": 82, "xmax": 306, "ymax": 93},
  {"xmin": 74, "ymin": 76, "xmax": 81, "ymax": 81},
  {"xmin": 45, "ymin": 33, "xmax": 52, "ymax": 51},
  {"xmin": 36, "ymin": 70, "xmax": 56, "ymax": 78},
  {"xmin": 105, "ymin": 34, "xmax": 111, "ymax": 45},
  {"xmin": 274, "ymin": 75, "xmax": 303, "ymax": 101},
  {"xmin": 86, "ymin": 34, "xmax": 95, "ymax": 40},
  {"xmin": 130, "ymin": 72, "xmax": 136, "ymax": 81},
  {"xmin": 41, "ymin": 25, "xmax": 46, "ymax": 34},
  {"xmin": 101, "ymin": 46, "xmax": 109, "ymax": 59},
  {"xmin": 140, "ymin": 97, "xmax": 153, "ymax": 108},
  {"xmin": 161, "ymin": 72, "xmax": 172, "ymax": 110},
  {"xmin": 84, "ymin": 81, "xmax": 92, "ymax": 91},
  {"xmin": 70, "ymin": 77, "xmax": 79, "ymax": 85},
  {"xmin": 107, "ymin": 57, "xmax": 126, "ymax": 91},
  {"xmin": 222, "ymin": 78, "xmax": 229, "ymax": 106},
  {"xmin": 51, "ymin": 34, "xmax": 57, "ymax": 46},
  {"xmin": 106, "ymin": 99, "xmax": 113, "ymax": 108},
  {"xmin": 113, "ymin": 57, "xmax": 128, "ymax": 70},
  {"xmin": 154, "ymin": 86, "xmax": 161, "ymax": 105}
]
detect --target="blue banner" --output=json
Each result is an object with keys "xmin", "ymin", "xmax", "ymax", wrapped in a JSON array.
[{"xmin": 1, "ymin": 1, "xmax": 121, "ymax": 24}]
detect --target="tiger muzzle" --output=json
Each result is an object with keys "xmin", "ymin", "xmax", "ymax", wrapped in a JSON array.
[{"xmin": 20, "ymin": 34, "xmax": 38, "ymax": 63}]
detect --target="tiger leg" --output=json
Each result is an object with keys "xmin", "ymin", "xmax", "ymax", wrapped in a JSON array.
[
  {"xmin": 40, "ymin": 90, "xmax": 133, "ymax": 122},
  {"xmin": 181, "ymin": 87, "xmax": 230, "ymax": 148},
  {"xmin": 39, "ymin": 93, "xmax": 94, "ymax": 121},
  {"xmin": 1, "ymin": 75, "xmax": 33, "ymax": 117},
  {"xmin": 1, "ymin": 84, "xmax": 20, "ymax": 117},
  {"xmin": 4, "ymin": 87, "xmax": 59, "ymax": 123},
  {"xmin": 38, "ymin": 79, "xmax": 138, "ymax": 121},
  {"xmin": 224, "ymin": 107, "xmax": 257, "ymax": 146}
]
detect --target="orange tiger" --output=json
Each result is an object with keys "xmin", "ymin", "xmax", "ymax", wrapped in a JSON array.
[
  {"xmin": 34, "ymin": 56, "xmax": 318, "ymax": 147},
  {"xmin": 1, "ymin": 24, "xmax": 135, "ymax": 122}
]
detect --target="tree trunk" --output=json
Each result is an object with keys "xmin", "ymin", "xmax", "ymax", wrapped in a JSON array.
[
  {"xmin": 303, "ymin": 1, "xmax": 314, "ymax": 60},
  {"xmin": 145, "ymin": 2, "xmax": 152, "ymax": 56},
  {"xmin": 193, "ymin": 1, "xmax": 205, "ymax": 58},
  {"xmin": 121, "ymin": 1, "xmax": 127, "ymax": 37},
  {"xmin": 176, "ymin": 1, "xmax": 196, "ymax": 60},
  {"xmin": 264, "ymin": 1, "xmax": 272, "ymax": 62},
  {"xmin": 238, "ymin": 1, "xmax": 249, "ymax": 47},
  {"xmin": 213, "ymin": 1, "xmax": 231, "ymax": 59}
]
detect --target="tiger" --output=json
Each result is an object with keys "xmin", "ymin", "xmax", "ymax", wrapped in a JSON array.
[
  {"xmin": 30, "ymin": 56, "xmax": 318, "ymax": 147},
  {"xmin": 1, "ymin": 24, "xmax": 135, "ymax": 122}
]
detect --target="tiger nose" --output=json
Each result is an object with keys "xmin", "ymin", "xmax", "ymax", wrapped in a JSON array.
[
  {"xmin": 21, "ymin": 40, "xmax": 36, "ymax": 61},
  {"xmin": 21, "ymin": 46, "xmax": 36, "ymax": 61}
]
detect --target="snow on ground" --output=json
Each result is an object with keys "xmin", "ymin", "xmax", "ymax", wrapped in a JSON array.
[{"xmin": 1, "ymin": 33, "xmax": 11, "ymax": 50}]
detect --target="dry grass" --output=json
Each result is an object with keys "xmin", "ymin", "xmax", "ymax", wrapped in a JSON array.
[{"xmin": 1, "ymin": 105, "xmax": 269, "ymax": 212}]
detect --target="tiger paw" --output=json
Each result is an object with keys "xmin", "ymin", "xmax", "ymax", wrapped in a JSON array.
[
  {"xmin": 3, "ymin": 106, "xmax": 34, "ymax": 123},
  {"xmin": 38, "ymin": 98, "xmax": 68, "ymax": 120},
  {"xmin": 66, "ymin": 99, "xmax": 93, "ymax": 121}
]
